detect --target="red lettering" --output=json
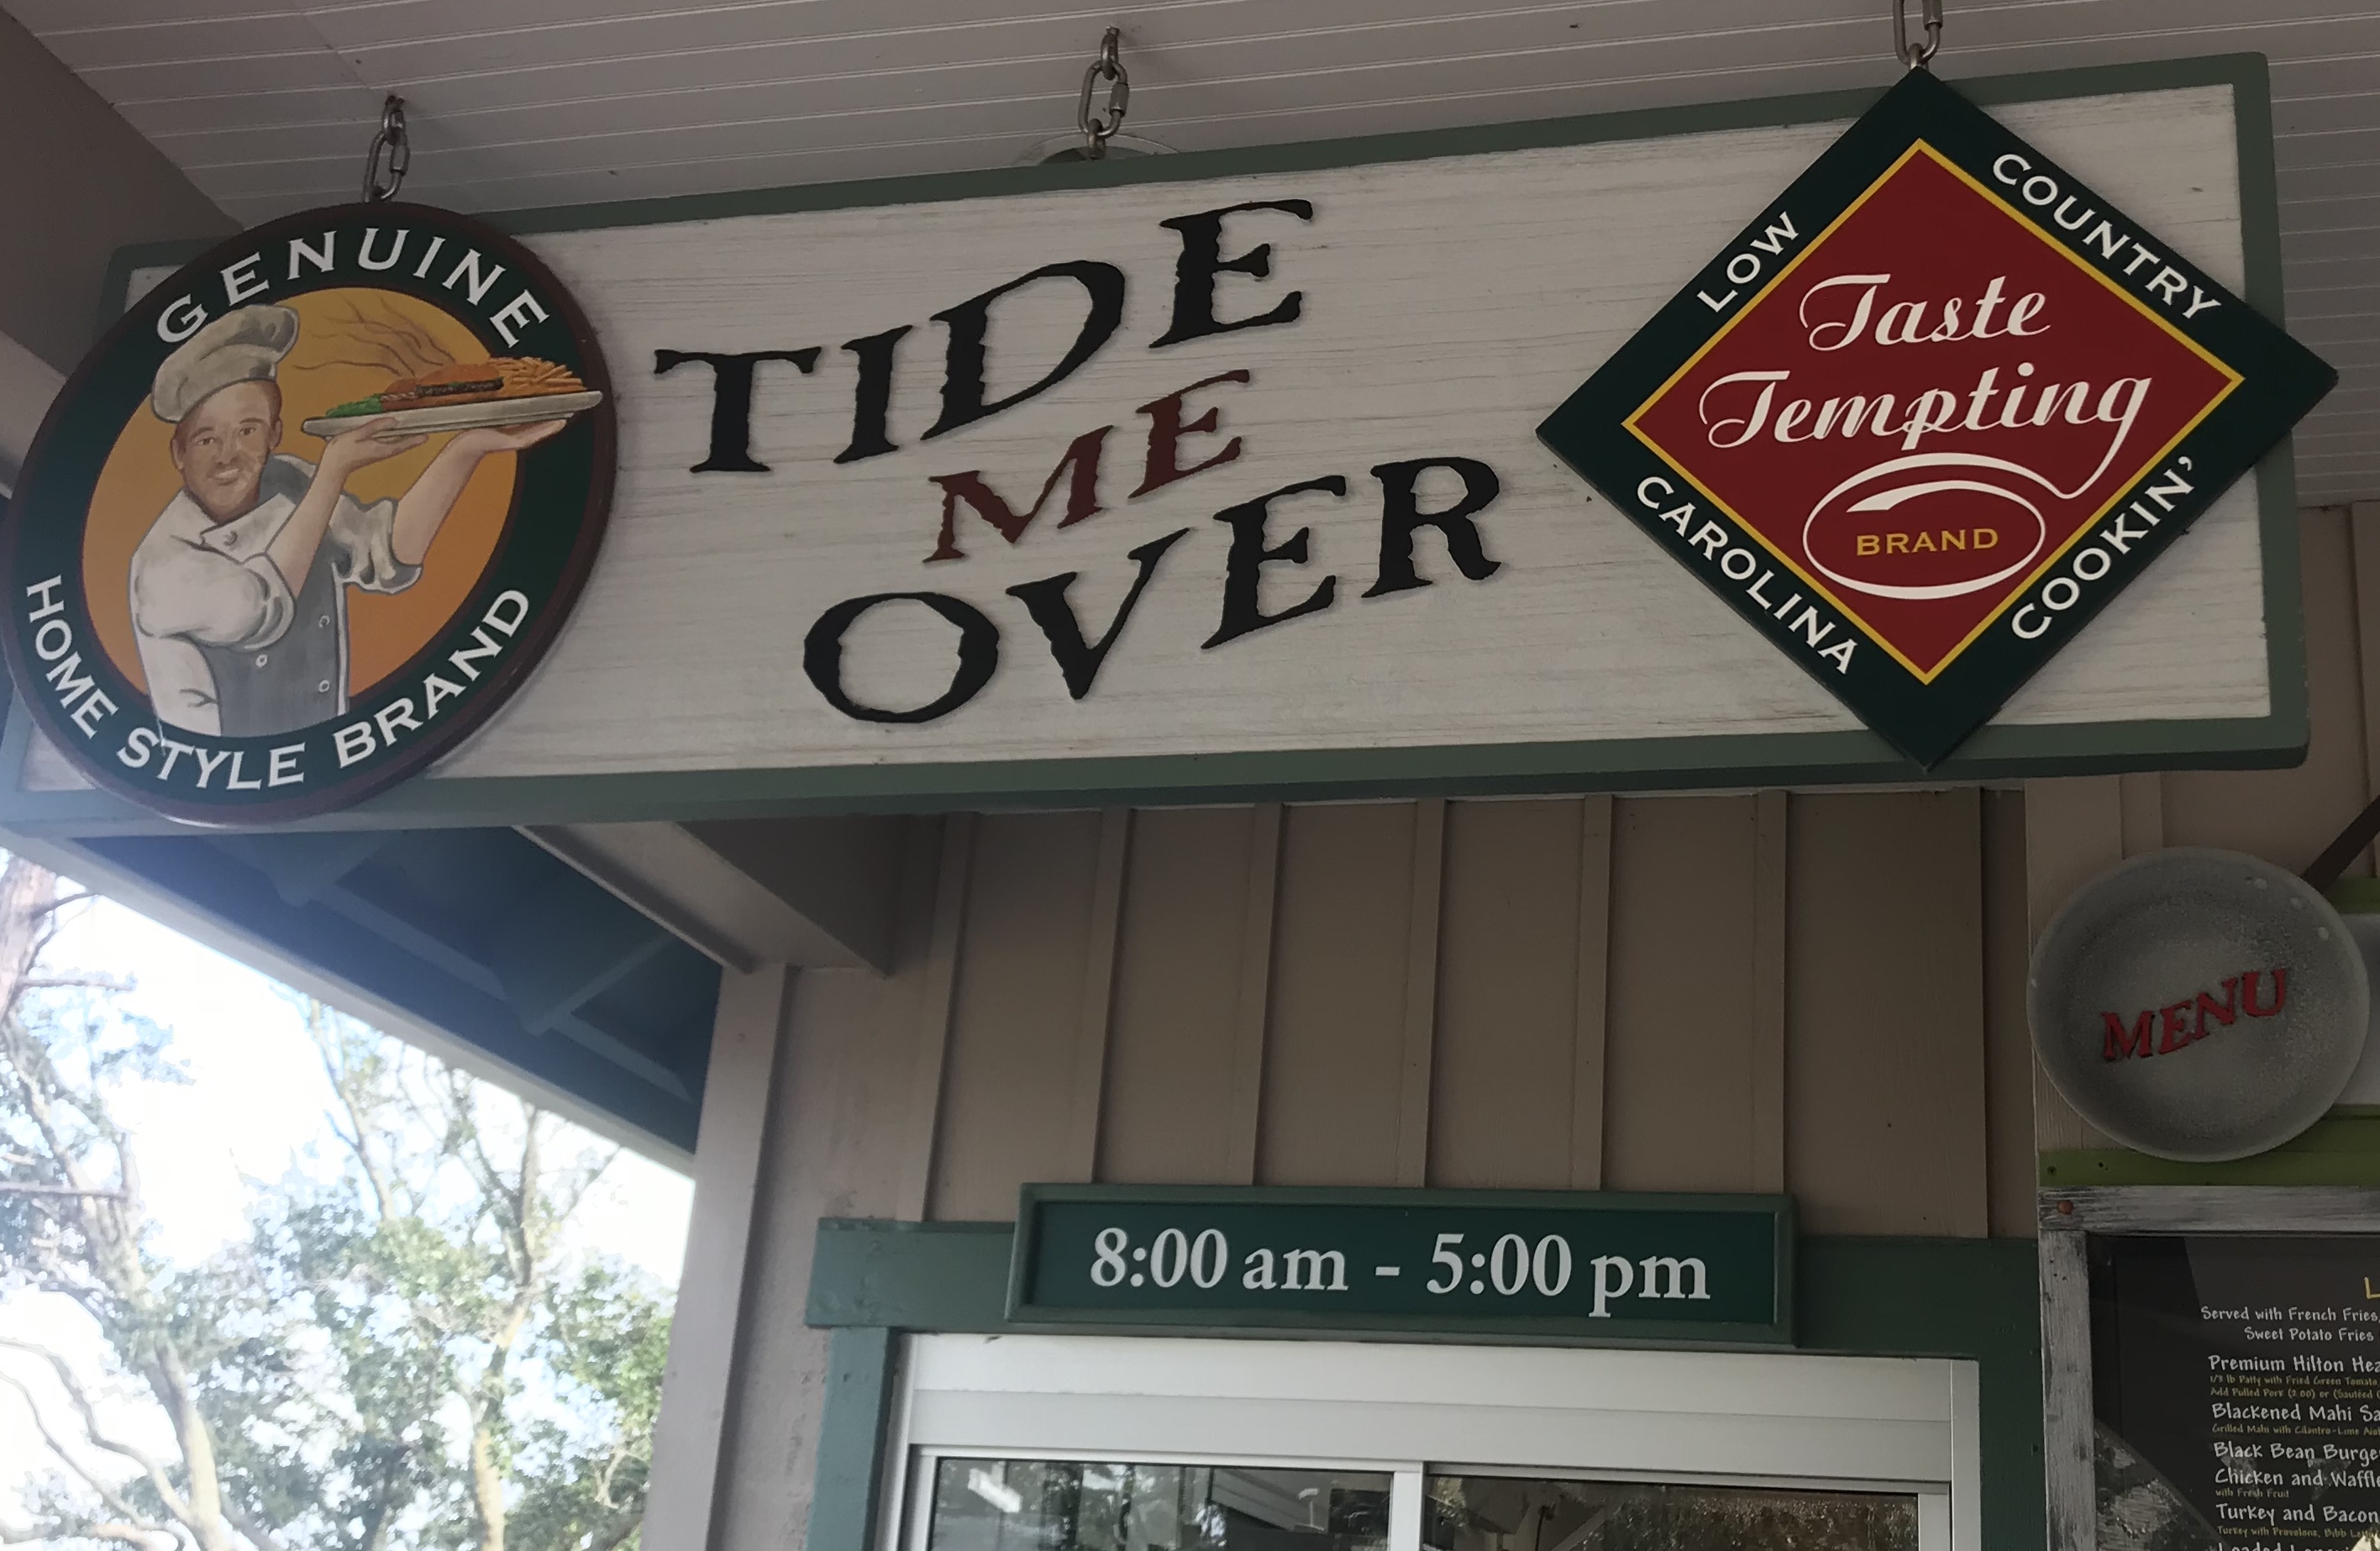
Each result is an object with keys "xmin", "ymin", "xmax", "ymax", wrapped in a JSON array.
[
  {"xmin": 2194, "ymin": 975, "xmax": 2240, "ymax": 1038},
  {"xmin": 2103, "ymin": 1009, "xmax": 2153, "ymax": 1061},
  {"xmin": 2100, "ymin": 969, "xmax": 2284, "ymax": 1065},
  {"xmin": 1134, "ymin": 369, "xmax": 1250, "ymax": 498},
  {"xmin": 926, "ymin": 424, "xmax": 1111, "ymax": 562}
]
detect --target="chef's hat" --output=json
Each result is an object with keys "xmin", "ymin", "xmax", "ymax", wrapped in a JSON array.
[{"xmin": 151, "ymin": 305, "xmax": 299, "ymax": 423}]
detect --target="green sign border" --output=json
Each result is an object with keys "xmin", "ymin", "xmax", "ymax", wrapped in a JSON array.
[
  {"xmin": 1006, "ymin": 1183, "xmax": 1794, "ymax": 1346},
  {"xmin": 0, "ymin": 52, "xmax": 2304, "ymax": 836}
]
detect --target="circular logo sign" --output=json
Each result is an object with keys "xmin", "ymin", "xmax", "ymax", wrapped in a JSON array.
[
  {"xmin": 2029, "ymin": 849, "xmax": 2369, "ymax": 1162},
  {"xmin": 1, "ymin": 202, "xmax": 612, "ymax": 823}
]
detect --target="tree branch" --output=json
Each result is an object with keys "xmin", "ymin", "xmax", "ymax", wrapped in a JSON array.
[
  {"xmin": 1, "ymin": 1516, "xmax": 179, "ymax": 1549},
  {"xmin": 0, "ymin": 1364, "xmax": 176, "ymax": 1533},
  {"xmin": 219, "ymin": 1502, "xmax": 292, "ymax": 1551},
  {"xmin": 0, "ymin": 1339, "xmax": 198, "ymax": 1527}
]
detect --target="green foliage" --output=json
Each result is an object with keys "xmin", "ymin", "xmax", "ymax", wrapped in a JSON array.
[
  {"xmin": 507, "ymin": 1266, "xmax": 670, "ymax": 1551},
  {"xmin": 0, "ymin": 862, "xmax": 675, "ymax": 1551}
]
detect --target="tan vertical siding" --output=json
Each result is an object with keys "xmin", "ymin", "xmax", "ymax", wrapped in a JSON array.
[
  {"xmin": 1785, "ymin": 791, "xmax": 1988, "ymax": 1237},
  {"xmin": 1602, "ymin": 797, "xmax": 1764, "ymax": 1194},
  {"xmin": 1981, "ymin": 791, "xmax": 2038, "ymax": 1237},
  {"xmin": 1429, "ymin": 799, "xmax": 1589, "ymax": 1191},
  {"xmin": 750, "ymin": 789, "xmax": 2034, "ymax": 1231},
  {"xmin": 1257, "ymin": 804, "xmax": 1421, "ymax": 1186},
  {"xmin": 926, "ymin": 812, "xmax": 1104, "ymax": 1221},
  {"xmin": 1098, "ymin": 807, "xmax": 1264, "ymax": 1186},
  {"xmin": 2161, "ymin": 507, "xmax": 2370, "ymax": 873}
]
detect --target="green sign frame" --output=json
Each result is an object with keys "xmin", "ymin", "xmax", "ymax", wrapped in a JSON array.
[
  {"xmin": 1008, "ymin": 1184, "xmax": 1794, "ymax": 1347},
  {"xmin": 0, "ymin": 52, "xmax": 2305, "ymax": 837}
]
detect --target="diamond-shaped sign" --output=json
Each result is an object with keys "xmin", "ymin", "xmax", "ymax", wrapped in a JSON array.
[{"xmin": 1539, "ymin": 68, "xmax": 2335, "ymax": 766}]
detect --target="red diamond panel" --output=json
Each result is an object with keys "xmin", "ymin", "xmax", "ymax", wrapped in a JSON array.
[{"xmin": 1629, "ymin": 145, "xmax": 2238, "ymax": 678}]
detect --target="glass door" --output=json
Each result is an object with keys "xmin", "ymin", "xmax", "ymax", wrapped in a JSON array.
[
  {"xmin": 1424, "ymin": 1472, "xmax": 1920, "ymax": 1551},
  {"xmin": 906, "ymin": 1457, "xmax": 1927, "ymax": 1551},
  {"xmin": 918, "ymin": 1458, "xmax": 1393, "ymax": 1551}
]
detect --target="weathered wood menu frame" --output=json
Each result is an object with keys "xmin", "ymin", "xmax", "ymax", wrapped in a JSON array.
[
  {"xmin": 2037, "ymin": 1185, "xmax": 2380, "ymax": 1551},
  {"xmin": 0, "ymin": 53, "xmax": 2304, "ymax": 834}
]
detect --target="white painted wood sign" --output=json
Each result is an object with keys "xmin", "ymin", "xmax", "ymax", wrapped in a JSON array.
[{"xmin": 8, "ymin": 58, "xmax": 2302, "ymax": 825}]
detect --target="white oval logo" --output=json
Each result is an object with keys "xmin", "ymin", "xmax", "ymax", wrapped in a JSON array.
[{"xmin": 1802, "ymin": 453, "xmax": 2052, "ymax": 601}]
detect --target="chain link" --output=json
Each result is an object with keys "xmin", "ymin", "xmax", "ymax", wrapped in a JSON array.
[
  {"xmin": 361, "ymin": 95, "xmax": 411, "ymax": 202},
  {"xmin": 1076, "ymin": 28, "xmax": 1131, "ymax": 160},
  {"xmin": 1894, "ymin": 0, "xmax": 1943, "ymax": 69}
]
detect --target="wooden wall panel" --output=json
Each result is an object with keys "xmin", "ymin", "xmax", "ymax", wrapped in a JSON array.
[
  {"xmin": 1429, "ymin": 799, "xmax": 1587, "ymax": 1191},
  {"xmin": 713, "ymin": 818, "xmax": 946, "ymax": 1551},
  {"xmin": 925, "ymin": 812, "xmax": 1104, "ymax": 1221},
  {"xmin": 2162, "ymin": 507, "xmax": 2371, "ymax": 873},
  {"xmin": 1980, "ymin": 791, "xmax": 2037, "ymax": 1238},
  {"xmin": 1602, "ymin": 796, "xmax": 1764, "ymax": 1194},
  {"xmin": 1257, "ymin": 803, "xmax": 1421, "ymax": 1186},
  {"xmin": 1099, "ymin": 807, "xmax": 1261, "ymax": 1186},
  {"xmin": 2025, "ymin": 778, "xmax": 2123, "ymax": 1154},
  {"xmin": 1785, "ymin": 791, "xmax": 1989, "ymax": 1238}
]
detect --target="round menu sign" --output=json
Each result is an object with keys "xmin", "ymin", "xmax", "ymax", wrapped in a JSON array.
[{"xmin": 2030, "ymin": 848, "xmax": 2370, "ymax": 1162}]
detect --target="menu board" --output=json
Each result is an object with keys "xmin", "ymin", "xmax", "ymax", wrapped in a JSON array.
[{"xmin": 2091, "ymin": 1234, "xmax": 2380, "ymax": 1551}]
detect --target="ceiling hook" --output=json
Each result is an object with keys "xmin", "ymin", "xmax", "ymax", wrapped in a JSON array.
[
  {"xmin": 1077, "ymin": 27, "xmax": 1131, "ymax": 161},
  {"xmin": 361, "ymin": 95, "xmax": 411, "ymax": 202},
  {"xmin": 1894, "ymin": 0, "xmax": 1943, "ymax": 70}
]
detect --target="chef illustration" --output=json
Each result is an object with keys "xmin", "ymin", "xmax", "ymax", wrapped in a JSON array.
[{"xmin": 128, "ymin": 304, "xmax": 561, "ymax": 739}]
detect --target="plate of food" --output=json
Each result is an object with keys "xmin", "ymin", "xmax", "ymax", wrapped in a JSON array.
[{"xmin": 300, "ymin": 356, "xmax": 603, "ymax": 439}]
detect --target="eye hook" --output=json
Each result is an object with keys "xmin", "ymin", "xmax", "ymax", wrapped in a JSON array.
[
  {"xmin": 362, "ymin": 95, "xmax": 410, "ymax": 202},
  {"xmin": 1893, "ymin": 0, "xmax": 1944, "ymax": 70},
  {"xmin": 1076, "ymin": 28, "xmax": 1131, "ymax": 160}
]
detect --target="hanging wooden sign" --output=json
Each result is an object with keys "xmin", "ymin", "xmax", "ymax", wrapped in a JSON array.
[
  {"xmin": 1539, "ymin": 66, "xmax": 2333, "ymax": 765},
  {"xmin": 0, "ymin": 202, "xmax": 614, "ymax": 821},
  {"xmin": 0, "ymin": 58, "xmax": 2315, "ymax": 826}
]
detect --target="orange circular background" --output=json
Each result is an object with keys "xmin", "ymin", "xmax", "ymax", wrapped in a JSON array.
[{"xmin": 81, "ymin": 287, "xmax": 518, "ymax": 697}]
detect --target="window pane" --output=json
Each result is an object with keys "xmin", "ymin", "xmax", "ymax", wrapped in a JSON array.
[
  {"xmin": 925, "ymin": 1459, "xmax": 1392, "ymax": 1551},
  {"xmin": 1425, "ymin": 1473, "xmax": 1918, "ymax": 1551}
]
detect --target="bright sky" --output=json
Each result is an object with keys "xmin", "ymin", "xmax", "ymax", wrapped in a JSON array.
[{"xmin": 0, "ymin": 876, "xmax": 695, "ymax": 1525}]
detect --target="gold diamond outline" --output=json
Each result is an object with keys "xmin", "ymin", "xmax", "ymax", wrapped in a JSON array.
[{"xmin": 1624, "ymin": 139, "xmax": 2244, "ymax": 684}]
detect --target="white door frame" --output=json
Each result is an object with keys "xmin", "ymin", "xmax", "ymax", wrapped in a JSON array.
[{"xmin": 882, "ymin": 1334, "xmax": 1980, "ymax": 1551}]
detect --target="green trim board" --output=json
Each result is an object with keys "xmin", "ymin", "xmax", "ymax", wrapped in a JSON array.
[
  {"xmin": 812, "ymin": 1327, "xmax": 897, "ymax": 1551},
  {"xmin": 1006, "ymin": 1184, "xmax": 1792, "ymax": 1345},
  {"xmin": 801, "ymin": 1217, "xmax": 2044, "ymax": 1551},
  {"xmin": 0, "ymin": 686, "xmax": 2314, "ymax": 837},
  {"xmin": 2330, "ymin": 879, "xmax": 2380, "ymax": 914},
  {"xmin": 2040, "ymin": 1111, "xmax": 2380, "ymax": 1188},
  {"xmin": 12, "ymin": 53, "xmax": 2305, "ymax": 837}
]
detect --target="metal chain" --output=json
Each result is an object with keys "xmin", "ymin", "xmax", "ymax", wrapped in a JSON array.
[
  {"xmin": 361, "ymin": 95, "xmax": 411, "ymax": 202},
  {"xmin": 1894, "ymin": 0, "xmax": 1943, "ymax": 69},
  {"xmin": 1076, "ymin": 28, "xmax": 1130, "ymax": 160}
]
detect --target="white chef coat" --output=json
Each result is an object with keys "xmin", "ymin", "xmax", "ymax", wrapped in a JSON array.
[{"xmin": 128, "ymin": 453, "xmax": 418, "ymax": 736}]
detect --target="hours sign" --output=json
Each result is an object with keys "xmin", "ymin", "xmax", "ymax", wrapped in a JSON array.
[{"xmin": 1009, "ymin": 1185, "xmax": 1793, "ymax": 1345}]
